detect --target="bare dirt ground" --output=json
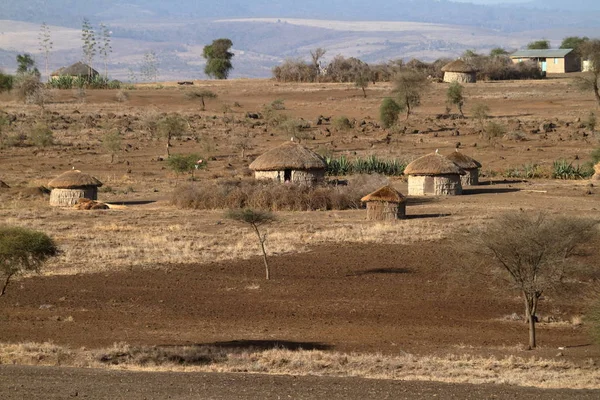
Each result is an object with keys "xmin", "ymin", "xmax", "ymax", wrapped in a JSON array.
[{"xmin": 1, "ymin": 76, "xmax": 600, "ymax": 394}]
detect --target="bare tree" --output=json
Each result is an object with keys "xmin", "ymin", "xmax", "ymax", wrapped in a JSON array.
[
  {"xmin": 226, "ymin": 209, "xmax": 276, "ymax": 280},
  {"xmin": 38, "ymin": 22, "xmax": 53, "ymax": 80},
  {"xmin": 475, "ymin": 212, "xmax": 597, "ymax": 349},
  {"xmin": 310, "ymin": 48, "xmax": 326, "ymax": 81}
]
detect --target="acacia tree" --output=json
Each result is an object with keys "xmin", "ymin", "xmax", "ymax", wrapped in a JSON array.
[
  {"xmin": 157, "ymin": 114, "xmax": 187, "ymax": 158},
  {"xmin": 0, "ymin": 226, "xmax": 57, "ymax": 297},
  {"xmin": 476, "ymin": 212, "xmax": 597, "ymax": 349},
  {"xmin": 576, "ymin": 39, "xmax": 600, "ymax": 107},
  {"xmin": 393, "ymin": 70, "xmax": 429, "ymax": 120},
  {"xmin": 226, "ymin": 209, "xmax": 276, "ymax": 280},
  {"xmin": 446, "ymin": 82, "xmax": 465, "ymax": 116},
  {"xmin": 353, "ymin": 63, "xmax": 371, "ymax": 98},
  {"xmin": 527, "ymin": 40, "xmax": 550, "ymax": 50},
  {"xmin": 81, "ymin": 18, "xmax": 97, "ymax": 76},
  {"xmin": 203, "ymin": 39, "xmax": 234, "ymax": 79},
  {"xmin": 38, "ymin": 22, "xmax": 53, "ymax": 79},
  {"xmin": 185, "ymin": 89, "xmax": 217, "ymax": 111}
]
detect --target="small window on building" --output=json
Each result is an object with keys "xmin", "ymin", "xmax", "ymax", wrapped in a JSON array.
[{"xmin": 554, "ymin": 58, "xmax": 559, "ymax": 64}]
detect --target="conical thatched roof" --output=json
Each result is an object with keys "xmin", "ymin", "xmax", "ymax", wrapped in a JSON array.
[
  {"xmin": 249, "ymin": 141, "xmax": 326, "ymax": 171},
  {"xmin": 404, "ymin": 152, "xmax": 465, "ymax": 176},
  {"xmin": 446, "ymin": 149, "xmax": 482, "ymax": 170},
  {"xmin": 48, "ymin": 170, "xmax": 103, "ymax": 189},
  {"xmin": 441, "ymin": 59, "xmax": 476, "ymax": 73},
  {"xmin": 361, "ymin": 186, "xmax": 405, "ymax": 203},
  {"xmin": 51, "ymin": 62, "xmax": 99, "ymax": 77}
]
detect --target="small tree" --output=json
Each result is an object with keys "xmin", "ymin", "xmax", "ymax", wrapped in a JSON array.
[
  {"xmin": 310, "ymin": 47, "xmax": 326, "ymax": 81},
  {"xmin": 527, "ymin": 40, "xmax": 550, "ymax": 50},
  {"xmin": 0, "ymin": 226, "xmax": 58, "ymax": 297},
  {"xmin": 226, "ymin": 209, "xmax": 276, "ymax": 280},
  {"xmin": 167, "ymin": 153, "xmax": 204, "ymax": 180},
  {"xmin": 0, "ymin": 71, "xmax": 14, "ymax": 93},
  {"xmin": 102, "ymin": 130, "xmax": 122, "ymax": 163},
  {"xmin": 490, "ymin": 47, "xmax": 509, "ymax": 57},
  {"xmin": 203, "ymin": 38, "xmax": 234, "ymax": 79},
  {"xmin": 30, "ymin": 123, "xmax": 54, "ymax": 147},
  {"xmin": 185, "ymin": 89, "xmax": 217, "ymax": 111},
  {"xmin": 157, "ymin": 114, "xmax": 187, "ymax": 158},
  {"xmin": 16, "ymin": 54, "xmax": 40, "ymax": 77},
  {"xmin": 471, "ymin": 103, "xmax": 490, "ymax": 129},
  {"xmin": 446, "ymin": 82, "xmax": 465, "ymax": 116},
  {"xmin": 393, "ymin": 70, "xmax": 429, "ymax": 120},
  {"xmin": 475, "ymin": 212, "xmax": 597, "ymax": 349},
  {"xmin": 560, "ymin": 36, "xmax": 589, "ymax": 56},
  {"xmin": 379, "ymin": 97, "xmax": 402, "ymax": 128},
  {"xmin": 353, "ymin": 63, "xmax": 371, "ymax": 98}
]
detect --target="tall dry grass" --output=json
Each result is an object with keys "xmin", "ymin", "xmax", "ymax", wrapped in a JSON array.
[{"xmin": 0, "ymin": 341, "xmax": 598, "ymax": 389}]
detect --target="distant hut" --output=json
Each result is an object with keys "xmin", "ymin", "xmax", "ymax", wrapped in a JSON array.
[
  {"xmin": 361, "ymin": 186, "xmax": 406, "ymax": 221},
  {"xmin": 48, "ymin": 170, "xmax": 103, "ymax": 207},
  {"xmin": 404, "ymin": 151, "xmax": 465, "ymax": 196},
  {"xmin": 249, "ymin": 141, "xmax": 327, "ymax": 185},
  {"xmin": 50, "ymin": 62, "xmax": 99, "ymax": 81},
  {"xmin": 442, "ymin": 60, "xmax": 476, "ymax": 83},
  {"xmin": 593, "ymin": 162, "xmax": 600, "ymax": 181},
  {"xmin": 446, "ymin": 149, "xmax": 482, "ymax": 186}
]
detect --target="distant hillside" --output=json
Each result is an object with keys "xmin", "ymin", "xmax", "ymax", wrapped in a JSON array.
[{"xmin": 1, "ymin": 0, "xmax": 600, "ymax": 31}]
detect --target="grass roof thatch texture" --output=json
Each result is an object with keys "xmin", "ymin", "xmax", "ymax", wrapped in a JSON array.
[
  {"xmin": 404, "ymin": 152, "xmax": 465, "ymax": 176},
  {"xmin": 361, "ymin": 186, "xmax": 405, "ymax": 203},
  {"xmin": 48, "ymin": 170, "xmax": 103, "ymax": 189},
  {"xmin": 249, "ymin": 141, "xmax": 326, "ymax": 171},
  {"xmin": 51, "ymin": 62, "xmax": 98, "ymax": 77},
  {"xmin": 446, "ymin": 149, "xmax": 482, "ymax": 170},
  {"xmin": 441, "ymin": 59, "xmax": 476, "ymax": 73}
]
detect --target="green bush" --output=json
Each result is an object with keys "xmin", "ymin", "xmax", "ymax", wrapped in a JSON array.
[
  {"xmin": 0, "ymin": 72, "xmax": 14, "ymax": 92},
  {"xmin": 504, "ymin": 163, "xmax": 544, "ymax": 179},
  {"xmin": 167, "ymin": 153, "xmax": 205, "ymax": 179},
  {"xmin": 483, "ymin": 121, "xmax": 506, "ymax": 140},
  {"xmin": 332, "ymin": 116, "xmax": 352, "ymax": 131},
  {"xmin": 30, "ymin": 123, "xmax": 54, "ymax": 147},
  {"xmin": 326, "ymin": 155, "xmax": 406, "ymax": 176},
  {"xmin": 379, "ymin": 98, "xmax": 402, "ymax": 128},
  {"xmin": 552, "ymin": 159, "xmax": 594, "ymax": 179},
  {"xmin": 591, "ymin": 148, "xmax": 600, "ymax": 164}
]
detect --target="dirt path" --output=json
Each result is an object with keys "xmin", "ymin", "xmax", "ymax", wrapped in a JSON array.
[{"xmin": 1, "ymin": 365, "xmax": 598, "ymax": 400}]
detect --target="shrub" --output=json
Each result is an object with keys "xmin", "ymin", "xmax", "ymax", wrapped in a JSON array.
[
  {"xmin": 483, "ymin": 121, "xmax": 506, "ymax": 141},
  {"xmin": 171, "ymin": 175, "xmax": 387, "ymax": 212},
  {"xmin": 332, "ymin": 116, "xmax": 352, "ymax": 131},
  {"xmin": 30, "ymin": 123, "xmax": 54, "ymax": 147},
  {"xmin": 446, "ymin": 82, "xmax": 465, "ymax": 116},
  {"xmin": 115, "ymin": 90, "xmax": 129, "ymax": 103},
  {"xmin": 471, "ymin": 103, "xmax": 490, "ymax": 127},
  {"xmin": 0, "ymin": 72, "xmax": 14, "ymax": 92},
  {"xmin": 379, "ymin": 98, "xmax": 402, "ymax": 128},
  {"xmin": 504, "ymin": 163, "xmax": 544, "ymax": 179},
  {"xmin": 591, "ymin": 148, "xmax": 600, "ymax": 164},
  {"xmin": 272, "ymin": 58, "xmax": 317, "ymax": 82},
  {"xmin": 326, "ymin": 155, "xmax": 407, "ymax": 176},
  {"xmin": 167, "ymin": 153, "xmax": 205, "ymax": 179},
  {"xmin": 552, "ymin": 159, "xmax": 594, "ymax": 179},
  {"xmin": 585, "ymin": 111, "xmax": 597, "ymax": 131},
  {"xmin": 270, "ymin": 99, "xmax": 285, "ymax": 110}
]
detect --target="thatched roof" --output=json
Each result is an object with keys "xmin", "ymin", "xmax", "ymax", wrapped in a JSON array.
[
  {"xmin": 249, "ymin": 141, "xmax": 326, "ymax": 171},
  {"xmin": 51, "ymin": 62, "xmax": 99, "ymax": 77},
  {"xmin": 48, "ymin": 170, "xmax": 103, "ymax": 189},
  {"xmin": 446, "ymin": 149, "xmax": 482, "ymax": 170},
  {"xmin": 404, "ymin": 152, "xmax": 465, "ymax": 176},
  {"xmin": 441, "ymin": 59, "xmax": 476, "ymax": 73},
  {"xmin": 361, "ymin": 186, "xmax": 405, "ymax": 203}
]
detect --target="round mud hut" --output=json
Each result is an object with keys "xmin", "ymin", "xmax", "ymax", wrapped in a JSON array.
[
  {"xmin": 48, "ymin": 170, "xmax": 103, "ymax": 207},
  {"xmin": 249, "ymin": 141, "xmax": 327, "ymax": 185},
  {"xmin": 442, "ymin": 60, "xmax": 476, "ymax": 83},
  {"xmin": 404, "ymin": 151, "xmax": 465, "ymax": 196},
  {"xmin": 361, "ymin": 186, "xmax": 406, "ymax": 221},
  {"xmin": 446, "ymin": 149, "xmax": 482, "ymax": 186}
]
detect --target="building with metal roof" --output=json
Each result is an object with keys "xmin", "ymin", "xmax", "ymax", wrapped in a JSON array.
[{"xmin": 510, "ymin": 49, "xmax": 581, "ymax": 74}]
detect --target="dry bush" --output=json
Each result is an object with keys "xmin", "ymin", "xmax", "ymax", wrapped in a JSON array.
[
  {"xmin": 272, "ymin": 58, "xmax": 317, "ymax": 82},
  {"xmin": 171, "ymin": 175, "xmax": 388, "ymax": 211}
]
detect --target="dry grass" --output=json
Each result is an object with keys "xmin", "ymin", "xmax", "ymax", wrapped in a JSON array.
[{"xmin": 0, "ymin": 341, "xmax": 598, "ymax": 389}]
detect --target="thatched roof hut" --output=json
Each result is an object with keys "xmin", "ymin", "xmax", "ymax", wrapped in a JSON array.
[
  {"xmin": 404, "ymin": 151, "xmax": 464, "ymax": 195},
  {"xmin": 446, "ymin": 149, "xmax": 482, "ymax": 186},
  {"xmin": 50, "ymin": 62, "xmax": 99, "ymax": 80},
  {"xmin": 249, "ymin": 141, "xmax": 327, "ymax": 185},
  {"xmin": 361, "ymin": 186, "xmax": 406, "ymax": 221},
  {"xmin": 48, "ymin": 170, "xmax": 103, "ymax": 207},
  {"xmin": 442, "ymin": 60, "xmax": 476, "ymax": 83}
]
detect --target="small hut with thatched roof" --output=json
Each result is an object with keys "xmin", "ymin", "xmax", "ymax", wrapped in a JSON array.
[
  {"xmin": 442, "ymin": 59, "xmax": 476, "ymax": 83},
  {"xmin": 361, "ymin": 186, "xmax": 406, "ymax": 221},
  {"xmin": 50, "ymin": 62, "xmax": 99, "ymax": 80},
  {"xmin": 593, "ymin": 162, "xmax": 600, "ymax": 181},
  {"xmin": 446, "ymin": 149, "xmax": 482, "ymax": 186},
  {"xmin": 48, "ymin": 170, "xmax": 103, "ymax": 207},
  {"xmin": 249, "ymin": 141, "xmax": 327, "ymax": 185},
  {"xmin": 404, "ymin": 151, "xmax": 465, "ymax": 196}
]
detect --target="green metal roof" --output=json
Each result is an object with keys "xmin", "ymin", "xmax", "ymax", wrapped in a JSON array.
[{"xmin": 510, "ymin": 49, "xmax": 573, "ymax": 58}]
